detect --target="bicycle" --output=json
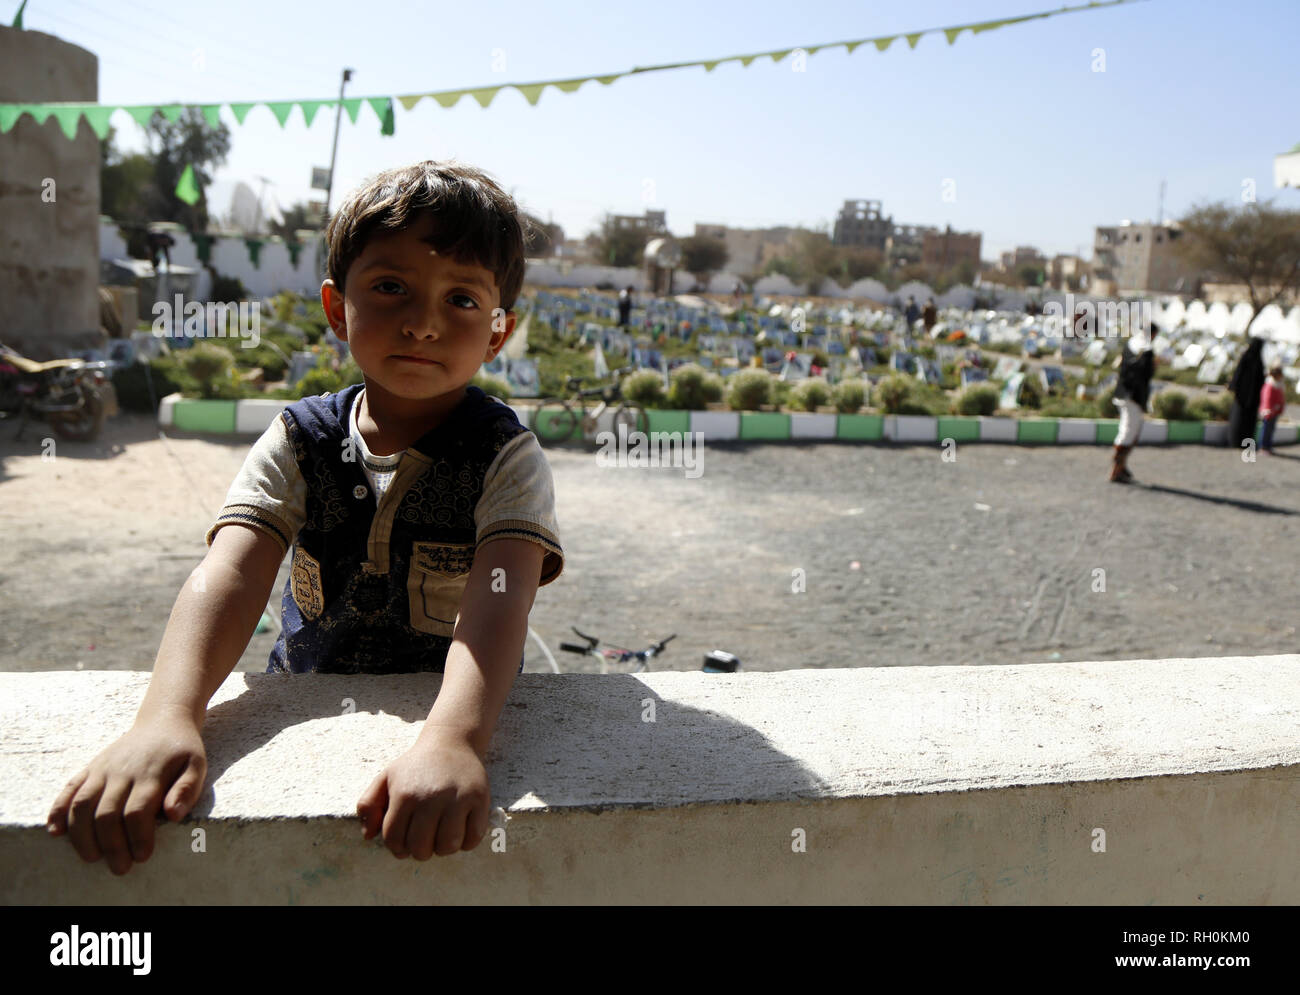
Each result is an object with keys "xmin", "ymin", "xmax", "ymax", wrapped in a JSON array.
[
  {"xmin": 532, "ymin": 365, "xmax": 650, "ymax": 446},
  {"xmin": 558, "ymin": 626, "xmax": 676, "ymax": 674}
]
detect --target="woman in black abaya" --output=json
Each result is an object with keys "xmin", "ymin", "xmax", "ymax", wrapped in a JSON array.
[{"xmin": 1227, "ymin": 337, "xmax": 1266, "ymax": 449}]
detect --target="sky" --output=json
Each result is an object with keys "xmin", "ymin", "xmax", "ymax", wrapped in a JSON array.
[{"xmin": 23, "ymin": 0, "xmax": 1300, "ymax": 261}]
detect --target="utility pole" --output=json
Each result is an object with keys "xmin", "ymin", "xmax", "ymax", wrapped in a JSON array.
[
  {"xmin": 317, "ymin": 67, "xmax": 354, "ymax": 282},
  {"xmin": 323, "ymin": 68, "xmax": 354, "ymax": 226}
]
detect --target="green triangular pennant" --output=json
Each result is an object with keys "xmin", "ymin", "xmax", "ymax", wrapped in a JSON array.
[
  {"xmin": 844, "ymin": 41, "xmax": 862, "ymax": 54},
  {"xmin": 805, "ymin": 45, "xmax": 822, "ymax": 56},
  {"xmin": 51, "ymin": 106, "xmax": 84, "ymax": 140},
  {"xmin": 513, "ymin": 84, "xmax": 545, "ymax": 105},
  {"xmin": 905, "ymin": 32, "xmax": 924, "ymax": 49},
  {"xmin": 769, "ymin": 49, "xmax": 793, "ymax": 63},
  {"xmin": 126, "ymin": 105, "xmax": 157, "ymax": 129},
  {"xmin": 300, "ymin": 100, "xmax": 327, "ymax": 126},
  {"xmin": 377, "ymin": 98, "xmax": 394, "ymax": 135},
  {"xmin": 286, "ymin": 240, "xmax": 303, "ymax": 267},
  {"xmin": 229, "ymin": 102, "xmax": 255, "ymax": 124},
  {"xmin": 200, "ymin": 104, "xmax": 222, "ymax": 130},
  {"xmin": 175, "ymin": 164, "xmax": 201, "ymax": 206},
  {"xmin": 341, "ymin": 97, "xmax": 362, "ymax": 123},
  {"xmin": 595, "ymin": 74, "xmax": 620, "ymax": 85},
  {"xmin": 971, "ymin": 18, "xmax": 1008, "ymax": 34},
  {"xmin": 944, "ymin": 27, "xmax": 964, "ymax": 45},
  {"xmin": 0, "ymin": 104, "xmax": 27, "ymax": 133},
  {"xmin": 431, "ymin": 90, "xmax": 466, "ymax": 108},
  {"xmin": 244, "ymin": 237, "xmax": 263, "ymax": 268},
  {"xmin": 266, "ymin": 101, "xmax": 295, "ymax": 127},
  {"xmin": 397, "ymin": 94, "xmax": 423, "ymax": 111},
  {"xmin": 82, "ymin": 105, "xmax": 115, "ymax": 139},
  {"xmin": 468, "ymin": 87, "xmax": 500, "ymax": 108},
  {"xmin": 702, "ymin": 60, "xmax": 722, "ymax": 71},
  {"xmin": 874, "ymin": 36, "xmax": 896, "ymax": 52},
  {"xmin": 739, "ymin": 55, "xmax": 758, "ymax": 67},
  {"xmin": 12, "ymin": 0, "xmax": 26, "ymax": 29},
  {"xmin": 25, "ymin": 104, "xmax": 55, "ymax": 126},
  {"xmin": 160, "ymin": 103, "xmax": 185, "ymax": 124},
  {"xmin": 551, "ymin": 78, "xmax": 585, "ymax": 93}
]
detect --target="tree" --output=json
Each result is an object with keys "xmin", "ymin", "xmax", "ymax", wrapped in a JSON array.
[
  {"xmin": 139, "ymin": 107, "xmax": 231, "ymax": 232},
  {"xmin": 1016, "ymin": 264, "xmax": 1046, "ymax": 287},
  {"xmin": 681, "ymin": 235, "xmax": 728, "ymax": 288},
  {"xmin": 268, "ymin": 201, "xmax": 318, "ymax": 241},
  {"xmin": 587, "ymin": 213, "xmax": 649, "ymax": 268},
  {"xmin": 1176, "ymin": 201, "xmax": 1300, "ymax": 335}
]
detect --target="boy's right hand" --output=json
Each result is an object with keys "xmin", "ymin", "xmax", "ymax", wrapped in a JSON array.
[{"xmin": 46, "ymin": 710, "xmax": 207, "ymax": 876}]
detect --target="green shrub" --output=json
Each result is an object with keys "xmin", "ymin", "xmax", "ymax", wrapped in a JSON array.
[
  {"xmin": 622, "ymin": 369, "xmax": 666, "ymax": 407},
  {"xmin": 874, "ymin": 373, "xmax": 912, "ymax": 414},
  {"xmin": 771, "ymin": 378, "xmax": 792, "ymax": 409},
  {"xmin": 1018, "ymin": 376, "xmax": 1042, "ymax": 409},
  {"xmin": 789, "ymin": 378, "xmax": 832, "ymax": 412},
  {"xmin": 956, "ymin": 384, "xmax": 999, "ymax": 416},
  {"xmin": 1152, "ymin": 389, "xmax": 1189, "ymax": 421},
  {"xmin": 1040, "ymin": 398, "xmax": 1099, "ymax": 419},
  {"xmin": 111, "ymin": 356, "xmax": 186, "ymax": 412},
  {"xmin": 180, "ymin": 343, "xmax": 235, "ymax": 399},
  {"xmin": 295, "ymin": 353, "xmax": 345, "ymax": 397},
  {"xmin": 668, "ymin": 363, "xmax": 717, "ymax": 410},
  {"xmin": 1188, "ymin": 394, "xmax": 1232, "ymax": 422},
  {"xmin": 726, "ymin": 368, "xmax": 773, "ymax": 410},
  {"xmin": 832, "ymin": 379, "xmax": 867, "ymax": 413},
  {"xmin": 896, "ymin": 401, "xmax": 933, "ymax": 416},
  {"xmin": 1097, "ymin": 387, "xmax": 1118, "ymax": 418},
  {"xmin": 472, "ymin": 373, "xmax": 512, "ymax": 400},
  {"xmin": 209, "ymin": 272, "xmax": 248, "ymax": 302},
  {"xmin": 810, "ymin": 349, "xmax": 831, "ymax": 369}
]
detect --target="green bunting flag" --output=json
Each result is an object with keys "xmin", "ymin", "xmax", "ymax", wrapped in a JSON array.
[
  {"xmin": 0, "ymin": 0, "xmax": 1145, "ymax": 142},
  {"xmin": 174, "ymin": 163, "xmax": 200, "ymax": 206}
]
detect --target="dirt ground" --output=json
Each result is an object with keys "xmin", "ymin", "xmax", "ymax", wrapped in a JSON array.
[{"xmin": 1, "ymin": 410, "xmax": 1297, "ymax": 676}]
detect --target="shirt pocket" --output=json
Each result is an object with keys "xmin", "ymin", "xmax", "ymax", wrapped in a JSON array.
[{"xmin": 406, "ymin": 540, "xmax": 475, "ymax": 637}]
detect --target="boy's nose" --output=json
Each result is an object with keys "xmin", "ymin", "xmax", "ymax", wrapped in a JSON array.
[{"xmin": 401, "ymin": 300, "xmax": 443, "ymax": 340}]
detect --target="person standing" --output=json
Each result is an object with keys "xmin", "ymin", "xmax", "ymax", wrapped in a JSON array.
[
  {"xmin": 1259, "ymin": 365, "xmax": 1287, "ymax": 454},
  {"xmin": 618, "ymin": 285, "xmax": 634, "ymax": 328},
  {"xmin": 1227, "ymin": 336, "xmax": 1266, "ymax": 450},
  {"xmin": 1108, "ymin": 328, "xmax": 1157, "ymax": 484},
  {"xmin": 922, "ymin": 297, "xmax": 938, "ymax": 335},
  {"xmin": 903, "ymin": 296, "xmax": 920, "ymax": 330}
]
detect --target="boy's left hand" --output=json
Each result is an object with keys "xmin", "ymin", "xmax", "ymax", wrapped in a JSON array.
[{"xmin": 357, "ymin": 731, "xmax": 490, "ymax": 859}]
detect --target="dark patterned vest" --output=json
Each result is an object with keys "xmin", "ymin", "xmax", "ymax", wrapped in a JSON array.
[{"xmin": 269, "ymin": 383, "xmax": 529, "ymax": 674}]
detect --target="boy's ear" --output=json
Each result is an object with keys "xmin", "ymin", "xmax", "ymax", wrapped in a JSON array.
[
  {"xmin": 321, "ymin": 280, "xmax": 347, "ymax": 340},
  {"xmin": 485, "ymin": 308, "xmax": 516, "ymax": 361}
]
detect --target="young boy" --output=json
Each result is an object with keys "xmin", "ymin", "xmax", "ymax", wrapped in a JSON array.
[
  {"xmin": 47, "ymin": 160, "xmax": 563, "ymax": 873},
  {"xmin": 1259, "ymin": 364, "xmax": 1287, "ymax": 454}
]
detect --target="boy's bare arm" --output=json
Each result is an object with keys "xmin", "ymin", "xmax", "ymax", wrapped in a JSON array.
[
  {"xmin": 137, "ymin": 523, "xmax": 286, "ymax": 727},
  {"xmin": 47, "ymin": 523, "xmax": 285, "ymax": 874},
  {"xmin": 423, "ymin": 537, "xmax": 544, "ymax": 753},
  {"xmin": 357, "ymin": 538, "xmax": 544, "ymax": 859}
]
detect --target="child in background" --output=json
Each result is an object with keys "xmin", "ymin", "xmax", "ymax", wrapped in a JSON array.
[{"xmin": 1259, "ymin": 365, "xmax": 1287, "ymax": 454}]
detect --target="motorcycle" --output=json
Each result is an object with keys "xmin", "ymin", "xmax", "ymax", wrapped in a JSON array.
[{"xmin": 0, "ymin": 342, "xmax": 119, "ymax": 443}]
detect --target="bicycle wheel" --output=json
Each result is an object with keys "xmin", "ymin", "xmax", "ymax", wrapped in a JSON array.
[
  {"xmin": 612, "ymin": 404, "xmax": 649, "ymax": 437},
  {"xmin": 533, "ymin": 401, "xmax": 579, "ymax": 445}
]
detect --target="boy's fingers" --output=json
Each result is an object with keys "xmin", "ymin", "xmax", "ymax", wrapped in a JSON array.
[
  {"xmin": 48, "ymin": 769, "xmax": 90, "ymax": 836},
  {"xmin": 123, "ymin": 779, "xmax": 166, "ymax": 863},
  {"xmin": 356, "ymin": 771, "xmax": 388, "ymax": 840},
  {"xmin": 67, "ymin": 775, "xmax": 107, "ymax": 863},
  {"xmin": 162, "ymin": 756, "xmax": 206, "ymax": 821},
  {"xmin": 406, "ymin": 805, "xmax": 442, "ymax": 862},
  {"xmin": 382, "ymin": 796, "xmax": 415, "ymax": 859},
  {"xmin": 462, "ymin": 801, "xmax": 489, "ymax": 852},
  {"xmin": 433, "ymin": 802, "xmax": 469, "ymax": 857},
  {"xmin": 94, "ymin": 778, "xmax": 134, "ymax": 875}
]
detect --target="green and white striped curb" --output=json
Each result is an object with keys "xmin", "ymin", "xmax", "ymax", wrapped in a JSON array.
[{"xmin": 157, "ymin": 395, "xmax": 1297, "ymax": 447}]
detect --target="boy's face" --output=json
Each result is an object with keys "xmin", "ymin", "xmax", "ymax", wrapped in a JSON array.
[{"xmin": 321, "ymin": 214, "xmax": 514, "ymax": 407}]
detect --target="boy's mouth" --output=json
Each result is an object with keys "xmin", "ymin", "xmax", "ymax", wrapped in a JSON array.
[{"xmin": 393, "ymin": 355, "xmax": 440, "ymax": 365}]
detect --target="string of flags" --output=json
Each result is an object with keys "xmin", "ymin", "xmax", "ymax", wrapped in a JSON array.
[{"xmin": 2, "ymin": 0, "xmax": 1144, "ymax": 143}]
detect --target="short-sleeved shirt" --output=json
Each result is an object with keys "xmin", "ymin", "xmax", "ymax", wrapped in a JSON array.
[{"xmin": 205, "ymin": 383, "xmax": 563, "ymax": 673}]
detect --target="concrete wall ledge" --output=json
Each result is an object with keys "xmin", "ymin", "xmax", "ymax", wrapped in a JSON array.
[{"xmin": 5, "ymin": 657, "xmax": 1299, "ymax": 904}]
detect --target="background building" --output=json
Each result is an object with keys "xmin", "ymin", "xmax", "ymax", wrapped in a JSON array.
[
  {"xmin": 832, "ymin": 199, "xmax": 893, "ymax": 251},
  {"xmin": 921, "ymin": 226, "xmax": 982, "ymax": 272},
  {"xmin": 693, "ymin": 222, "xmax": 799, "ymax": 276},
  {"xmin": 611, "ymin": 209, "xmax": 667, "ymax": 234},
  {"xmin": 1091, "ymin": 221, "xmax": 1202, "ymax": 296}
]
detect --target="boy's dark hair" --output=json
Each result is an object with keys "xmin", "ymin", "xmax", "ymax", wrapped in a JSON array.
[{"xmin": 325, "ymin": 160, "xmax": 531, "ymax": 311}]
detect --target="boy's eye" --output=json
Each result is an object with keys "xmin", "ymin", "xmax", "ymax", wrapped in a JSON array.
[
  {"xmin": 374, "ymin": 280, "xmax": 403, "ymax": 294},
  {"xmin": 450, "ymin": 293, "xmax": 479, "ymax": 310}
]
